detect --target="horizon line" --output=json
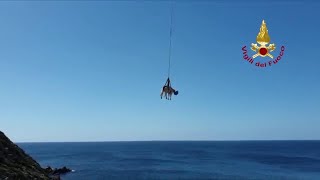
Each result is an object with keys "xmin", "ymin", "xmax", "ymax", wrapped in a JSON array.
[{"xmin": 16, "ymin": 139, "xmax": 320, "ymax": 143}]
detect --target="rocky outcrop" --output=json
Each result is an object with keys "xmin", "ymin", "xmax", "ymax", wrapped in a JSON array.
[
  {"xmin": 45, "ymin": 166, "xmax": 72, "ymax": 176},
  {"xmin": 0, "ymin": 131, "xmax": 71, "ymax": 180}
]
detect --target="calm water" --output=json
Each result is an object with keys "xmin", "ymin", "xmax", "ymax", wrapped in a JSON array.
[{"xmin": 18, "ymin": 141, "xmax": 320, "ymax": 180}]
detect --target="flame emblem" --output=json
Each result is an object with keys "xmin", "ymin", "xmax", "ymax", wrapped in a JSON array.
[{"xmin": 251, "ymin": 20, "xmax": 276, "ymax": 58}]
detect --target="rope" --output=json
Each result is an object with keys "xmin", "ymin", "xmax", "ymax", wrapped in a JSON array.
[{"xmin": 168, "ymin": 4, "xmax": 174, "ymax": 78}]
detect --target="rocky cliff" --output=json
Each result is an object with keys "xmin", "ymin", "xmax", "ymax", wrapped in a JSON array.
[{"xmin": 0, "ymin": 131, "xmax": 54, "ymax": 180}]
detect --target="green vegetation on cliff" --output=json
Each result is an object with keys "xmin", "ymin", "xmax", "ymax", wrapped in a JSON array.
[{"xmin": 0, "ymin": 131, "xmax": 50, "ymax": 180}]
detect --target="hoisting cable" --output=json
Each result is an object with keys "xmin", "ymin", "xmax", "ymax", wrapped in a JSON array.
[{"xmin": 167, "ymin": 4, "xmax": 174, "ymax": 79}]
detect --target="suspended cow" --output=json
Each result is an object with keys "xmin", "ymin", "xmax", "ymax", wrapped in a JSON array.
[{"xmin": 160, "ymin": 78, "xmax": 178, "ymax": 100}]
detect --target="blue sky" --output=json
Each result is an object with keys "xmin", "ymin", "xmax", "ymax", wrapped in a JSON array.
[{"xmin": 0, "ymin": 1, "xmax": 319, "ymax": 142}]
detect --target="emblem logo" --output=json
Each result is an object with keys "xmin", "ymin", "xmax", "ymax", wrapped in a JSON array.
[{"xmin": 242, "ymin": 20, "xmax": 285, "ymax": 68}]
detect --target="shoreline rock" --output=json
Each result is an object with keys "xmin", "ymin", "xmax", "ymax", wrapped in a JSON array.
[
  {"xmin": 0, "ymin": 131, "xmax": 72, "ymax": 180},
  {"xmin": 45, "ymin": 166, "xmax": 72, "ymax": 176}
]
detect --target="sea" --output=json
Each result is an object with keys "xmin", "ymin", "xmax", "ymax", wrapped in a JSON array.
[{"xmin": 18, "ymin": 141, "xmax": 320, "ymax": 180}]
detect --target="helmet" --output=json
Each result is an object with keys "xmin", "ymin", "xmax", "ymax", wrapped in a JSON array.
[{"xmin": 174, "ymin": 91, "xmax": 179, "ymax": 95}]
